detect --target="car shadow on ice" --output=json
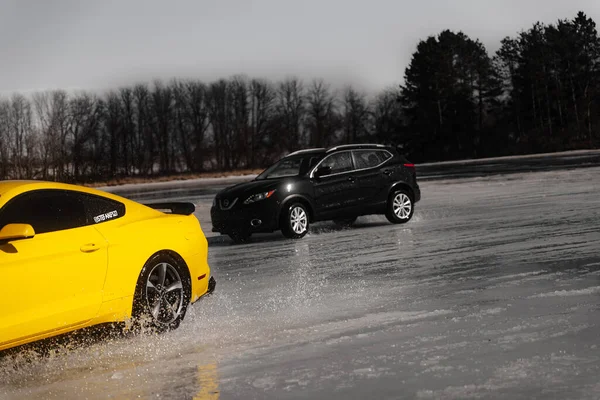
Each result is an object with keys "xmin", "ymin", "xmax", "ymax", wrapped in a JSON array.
[
  {"xmin": 206, "ymin": 218, "xmax": 397, "ymax": 247},
  {"xmin": 207, "ymin": 232, "xmax": 291, "ymax": 247}
]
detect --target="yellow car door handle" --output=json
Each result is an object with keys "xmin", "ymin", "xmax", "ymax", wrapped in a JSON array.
[{"xmin": 80, "ymin": 243, "xmax": 102, "ymax": 253}]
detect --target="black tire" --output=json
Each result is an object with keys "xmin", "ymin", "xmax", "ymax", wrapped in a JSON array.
[
  {"xmin": 228, "ymin": 231, "xmax": 251, "ymax": 244},
  {"xmin": 280, "ymin": 202, "xmax": 310, "ymax": 239},
  {"xmin": 131, "ymin": 252, "xmax": 191, "ymax": 334},
  {"xmin": 385, "ymin": 189, "xmax": 414, "ymax": 224},
  {"xmin": 333, "ymin": 217, "xmax": 357, "ymax": 227}
]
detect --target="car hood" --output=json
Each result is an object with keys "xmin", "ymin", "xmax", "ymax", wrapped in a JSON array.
[{"xmin": 216, "ymin": 179, "xmax": 281, "ymax": 200}]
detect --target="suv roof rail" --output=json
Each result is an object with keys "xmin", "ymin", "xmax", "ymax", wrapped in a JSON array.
[
  {"xmin": 287, "ymin": 148, "xmax": 327, "ymax": 156},
  {"xmin": 326, "ymin": 143, "xmax": 386, "ymax": 153}
]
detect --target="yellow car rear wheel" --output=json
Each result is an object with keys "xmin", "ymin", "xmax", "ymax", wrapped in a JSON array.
[{"xmin": 131, "ymin": 252, "xmax": 192, "ymax": 333}]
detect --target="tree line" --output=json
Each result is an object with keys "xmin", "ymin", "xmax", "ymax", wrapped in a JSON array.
[
  {"xmin": 400, "ymin": 11, "xmax": 600, "ymax": 161},
  {"xmin": 0, "ymin": 77, "xmax": 401, "ymax": 182},
  {"xmin": 0, "ymin": 10, "xmax": 598, "ymax": 183}
]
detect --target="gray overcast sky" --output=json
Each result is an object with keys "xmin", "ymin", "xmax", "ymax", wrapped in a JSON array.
[{"xmin": 1, "ymin": 0, "xmax": 599, "ymax": 95}]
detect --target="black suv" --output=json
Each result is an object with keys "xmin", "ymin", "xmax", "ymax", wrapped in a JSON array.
[{"xmin": 210, "ymin": 144, "xmax": 421, "ymax": 242}]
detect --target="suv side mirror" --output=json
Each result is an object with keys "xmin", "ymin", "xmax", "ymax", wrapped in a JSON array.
[
  {"xmin": 0, "ymin": 223, "xmax": 35, "ymax": 243},
  {"xmin": 314, "ymin": 165, "xmax": 332, "ymax": 178}
]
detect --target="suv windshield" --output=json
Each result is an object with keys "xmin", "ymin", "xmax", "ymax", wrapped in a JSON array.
[{"xmin": 256, "ymin": 154, "xmax": 322, "ymax": 180}]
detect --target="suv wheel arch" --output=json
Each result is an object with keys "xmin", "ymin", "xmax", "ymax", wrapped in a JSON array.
[
  {"xmin": 388, "ymin": 182, "xmax": 415, "ymax": 202},
  {"xmin": 279, "ymin": 195, "xmax": 315, "ymax": 223}
]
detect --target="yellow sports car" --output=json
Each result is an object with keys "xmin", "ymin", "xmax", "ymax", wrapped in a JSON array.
[{"xmin": 0, "ymin": 180, "xmax": 215, "ymax": 352}]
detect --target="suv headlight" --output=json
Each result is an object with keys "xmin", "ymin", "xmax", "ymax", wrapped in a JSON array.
[{"xmin": 244, "ymin": 190, "xmax": 276, "ymax": 205}]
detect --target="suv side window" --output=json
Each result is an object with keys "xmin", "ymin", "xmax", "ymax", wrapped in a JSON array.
[
  {"xmin": 353, "ymin": 150, "xmax": 391, "ymax": 169},
  {"xmin": 0, "ymin": 190, "xmax": 87, "ymax": 234},
  {"xmin": 299, "ymin": 156, "xmax": 324, "ymax": 176},
  {"xmin": 81, "ymin": 193, "xmax": 126, "ymax": 225},
  {"xmin": 319, "ymin": 151, "xmax": 354, "ymax": 175},
  {"xmin": 378, "ymin": 150, "xmax": 392, "ymax": 162}
]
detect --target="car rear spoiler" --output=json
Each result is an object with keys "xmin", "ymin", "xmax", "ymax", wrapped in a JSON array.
[{"xmin": 144, "ymin": 202, "xmax": 196, "ymax": 215}]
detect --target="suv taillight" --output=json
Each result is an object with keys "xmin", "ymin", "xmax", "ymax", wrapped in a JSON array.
[{"xmin": 403, "ymin": 163, "xmax": 415, "ymax": 168}]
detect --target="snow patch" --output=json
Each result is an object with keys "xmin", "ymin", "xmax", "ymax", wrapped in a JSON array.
[
  {"xmin": 457, "ymin": 307, "xmax": 507, "ymax": 321},
  {"xmin": 496, "ymin": 270, "xmax": 548, "ymax": 280},
  {"xmin": 110, "ymin": 372, "xmax": 123, "ymax": 380},
  {"xmin": 423, "ymin": 365, "xmax": 454, "ymax": 374},
  {"xmin": 528, "ymin": 286, "xmax": 600, "ymax": 298},
  {"xmin": 252, "ymin": 376, "xmax": 277, "ymax": 390},
  {"xmin": 476, "ymin": 307, "xmax": 505, "ymax": 316}
]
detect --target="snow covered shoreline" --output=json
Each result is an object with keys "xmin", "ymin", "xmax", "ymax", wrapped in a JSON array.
[
  {"xmin": 97, "ymin": 173, "xmax": 258, "ymax": 194},
  {"xmin": 98, "ymin": 148, "xmax": 600, "ymax": 194}
]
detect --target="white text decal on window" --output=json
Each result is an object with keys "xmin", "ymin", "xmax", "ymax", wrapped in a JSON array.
[{"xmin": 94, "ymin": 210, "xmax": 118, "ymax": 223}]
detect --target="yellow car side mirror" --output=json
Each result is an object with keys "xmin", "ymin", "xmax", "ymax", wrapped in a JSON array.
[{"xmin": 0, "ymin": 223, "xmax": 36, "ymax": 242}]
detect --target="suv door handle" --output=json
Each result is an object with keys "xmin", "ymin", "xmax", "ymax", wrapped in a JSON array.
[
  {"xmin": 347, "ymin": 176, "xmax": 355, "ymax": 182},
  {"xmin": 80, "ymin": 243, "xmax": 102, "ymax": 253}
]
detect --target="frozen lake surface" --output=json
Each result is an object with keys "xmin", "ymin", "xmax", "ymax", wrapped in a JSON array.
[{"xmin": 2, "ymin": 163, "xmax": 600, "ymax": 399}]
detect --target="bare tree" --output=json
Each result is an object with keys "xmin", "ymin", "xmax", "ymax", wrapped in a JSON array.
[
  {"xmin": 132, "ymin": 83, "xmax": 152, "ymax": 175},
  {"xmin": 49, "ymin": 91, "xmax": 71, "ymax": 180},
  {"xmin": 229, "ymin": 75, "xmax": 250, "ymax": 168},
  {"xmin": 151, "ymin": 80, "xmax": 174, "ymax": 174},
  {"xmin": 342, "ymin": 86, "xmax": 371, "ymax": 144},
  {"xmin": 306, "ymin": 79, "xmax": 340, "ymax": 148},
  {"xmin": 69, "ymin": 92, "xmax": 102, "ymax": 179},
  {"xmin": 0, "ymin": 100, "xmax": 11, "ymax": 177},
  {"xmin": 172, "ymin": 79, "xmax": 210, "ymax": 172},
  {"xmin": 104, "ymin": 91, "xmax": 122, "ymax": 177},
  {"xmin": 186, "ymin": 80, "xmax": 210, "ymax": 172},
  {"xmin": 119, "ymin": 87, "xmax": 135, "ymax": 176},
  {"xmin": 248, "ymin": 78, "xmax": 276, "ymax": 166},
  {"xmin": 372, "ymin": 88, "xmax": 405, "ymax": 145},
  {"xmin": 207, "ymin": 79, "xmax": 231, "ymax": 170},
  {"xmin": 33, "ymin": 91, "xmax": 56, "ymax": 179},
  {"xmin": 275, "ymin": 77, "xmax": 306, "ymax": 153},
  {"xmin": 24, "ymin": 125, "xmax": 39, "ymax": 179},
  {"xmin": 8, "ymin": 94, "xmax": 35, "ymax": 179},
  {"xmin": 172, "ymin": 79, "xmax": 192, "ymax": 171}
]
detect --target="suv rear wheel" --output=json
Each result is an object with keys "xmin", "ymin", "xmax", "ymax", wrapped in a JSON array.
[
  {"xmin": 281, "ymin": 202, "xmax": 310, "ymax": 239},
  {"xmin": 386, "ymin": 189, "xmax": 414, "ymax": 224}
]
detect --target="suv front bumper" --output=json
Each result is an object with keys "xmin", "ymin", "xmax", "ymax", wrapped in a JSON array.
[{"xmin": 210, "ymin": 202, "xmax": 280, "ymax": 234}]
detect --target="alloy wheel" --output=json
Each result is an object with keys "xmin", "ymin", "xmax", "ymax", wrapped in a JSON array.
[
  {"xmin": 393, "ymin": 193, "xmax": 412, "ymax": 220},
  {"xmin": 145, "ymin": 262, "xmax": 185, "ymax": 325},
  {"xmin": 290, "ymin": 206, "xmax": 308, "ymax": 234}
]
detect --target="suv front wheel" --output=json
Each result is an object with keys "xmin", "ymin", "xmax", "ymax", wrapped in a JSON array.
[
  {"xmin": 281, "ymin": 202, "xmax": 310, "ymax": 239},
  {"xmin": 386, "ymin": 189, "xmax": 414, "ymax": 224}
]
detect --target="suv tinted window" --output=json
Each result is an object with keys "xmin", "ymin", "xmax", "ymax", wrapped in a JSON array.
[
  {"xmin": 259, "ymin": 157, "xmax": 303, "ymax": 179},
  {"xmin": 299, "ymin": 156, "xmax": 322, "ymax": 176},
  {"xmin": 257, "ymin": 154, "xmax": 326, "ymax": 180},
  {"xmin": 0, "ymin": 190, "xmax": 87, "ymax": 234},
  {"xmin": 319, "ymin": 151, "xmax": 354, "ymax": 175},
  {"xmin": 353, "ymin": 150, "xmax": 391, "ymax": 169}
]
